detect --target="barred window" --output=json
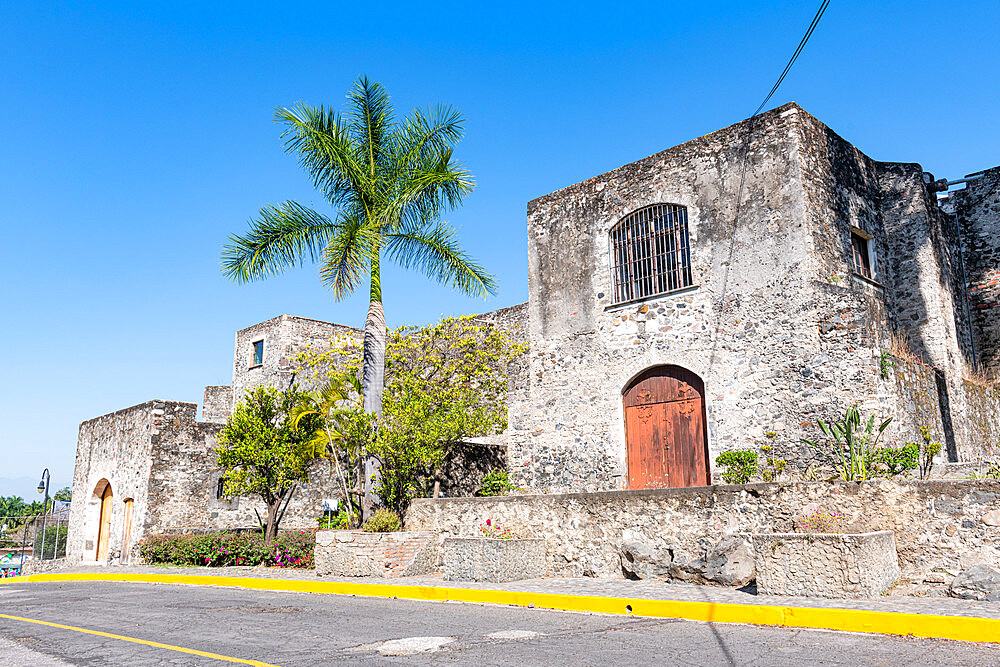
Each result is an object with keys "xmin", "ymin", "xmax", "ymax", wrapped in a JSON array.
[{"xmin": 610, "ymin": 203, "xmax": 693, "ymax": 304}]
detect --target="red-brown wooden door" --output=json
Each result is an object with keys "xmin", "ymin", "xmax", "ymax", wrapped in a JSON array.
[{"xmin": 624, "ymin": 366, "xmax": 710, "ymax": 489}]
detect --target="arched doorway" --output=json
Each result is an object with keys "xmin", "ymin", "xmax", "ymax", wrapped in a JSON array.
[
  {"xmin": 623, "ymin": 366, "xmax": 710, "ymax": 489},
  {"xmin": 95, "ymin": 481, "xmax": 113, "ymax": 561}
]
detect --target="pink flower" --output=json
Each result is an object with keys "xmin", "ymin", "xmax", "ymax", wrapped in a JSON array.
[{"xmin": 486, "ymin": 519, "xmax": 491, "ymax": 526}]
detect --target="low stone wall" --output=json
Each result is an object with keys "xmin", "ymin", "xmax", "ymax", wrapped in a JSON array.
[
  {"xmin": 405, "ymin": 479, "xmax": 1000, "ymax": 591},
  {"xmin": 314, "ymin": 530, "xmax": 437, "ymax": 578},
  {"xmin": 753, "ymin": 531, "xmax": 900, "ymax": 598},
  {"xmin": 20, "ymin": 558, "xmax": 71, "ymax": 576},
  {"xmin": 443, "ymin": 538, "xmax": 546, "ymax": 582}
]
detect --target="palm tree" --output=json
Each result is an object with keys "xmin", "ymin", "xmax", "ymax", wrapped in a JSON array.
[
  {"xmin": 222, "ymin": 77, "xmax": 495, "ymax": 516},
  {"xmin": 291, "ymin": 373, "xmax": 368, "ymax": 528}
]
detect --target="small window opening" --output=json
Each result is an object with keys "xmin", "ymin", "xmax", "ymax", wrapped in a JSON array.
[
  {"xmin": 851, "ymin": 232, "xmax": 873, "ymax": 280},
  {"xmin": 609, "ymin": 203, "xmax": 693, "ymax": 304},
  {"xmin": 251, "ymin": 340, "xmax": 264, "ymax": 366},
  {"xmin": 216, "ymin": 477, "xmax": 225, "ymax": 500}
]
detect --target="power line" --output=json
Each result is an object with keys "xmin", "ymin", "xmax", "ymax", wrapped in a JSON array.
[
  {"xmin": 707, "ymin": 0, "xmax": 832, "ymax": 375},
  {"xmin": 750, "ymin": 0, "xmax": 831, "ymax": 120}
]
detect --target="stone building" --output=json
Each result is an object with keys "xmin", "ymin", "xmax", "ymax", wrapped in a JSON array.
[
  {"xmin": 69, "ymin": 102, "xmax": 1000, "ymax": 562},
  {"xmin": 67, "ymin": 311, "xmax": 518, "ymax": 564},
  {"xmin": 506, "ymin": 102, "xmax": 1000, "ymax": 493},
  {"xmin": 67, "ymin": 315, "xmax": 362, "ymax": 564}
]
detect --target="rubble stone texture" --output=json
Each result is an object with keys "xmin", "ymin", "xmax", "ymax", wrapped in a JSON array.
[
  {"xmin": 314, "ymin": 530, "xmax": 437, "ymax": 578},
  {"xmin": 948, "ymin": 564, "xmax": 1000, "ymax": 601},
  {"xmin": 406, "ymin": 479, "xmax": 1000, "ymax": 592},
  {"xmin": 941, "ymin": 166, "xmax": 1000, "ymax": 378},
  {"xmin": 752, "ymin": 531, "xmax": 900, "ymax": 598},
  {"xmin": 509, "ymin": 103, "xmax": 999, "ymax": 492},
  {"xmin": 442, "ymin": 537, "xmax": 546, "ymax": 582}
]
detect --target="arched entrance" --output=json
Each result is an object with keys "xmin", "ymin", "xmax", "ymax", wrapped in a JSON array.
[
  {"xmin": 623, "ymin": 366, "xmax": 710, "ymax": 489},
  {"xmin": 95, "ymin": 480, "xmax": 113, "ymax": 561}
]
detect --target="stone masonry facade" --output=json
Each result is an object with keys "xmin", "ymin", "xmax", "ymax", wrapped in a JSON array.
[
  {"xmin": 69, "ymin": 309, "xmax": 524, "ymax": 563},
  {"xmin": 70, "ymin": 103, "xmax": 1000, "ymax": 559},
  {"xmin": 506, "ymin": 103, "xmax": 1000, "ymax": 492},
  {"xmin": 406, "ymin": 479, "xmax": 1000, "ymax": 594}
]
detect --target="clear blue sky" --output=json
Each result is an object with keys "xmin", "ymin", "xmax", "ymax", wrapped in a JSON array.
[{"xmin": 2, "ymin": 1, "xmax": 998, "ymax": 497}]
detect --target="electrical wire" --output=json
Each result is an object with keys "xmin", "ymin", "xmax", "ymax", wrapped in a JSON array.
[
  {"xmin": 750, "ymin": 0, "xmax": 831, "ymax": 120},
  {"xmin": 706, "ymin": 0, "xmax": 832, "ymax": 376}
]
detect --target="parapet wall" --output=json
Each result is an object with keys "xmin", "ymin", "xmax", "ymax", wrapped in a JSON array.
[{"xmin": 405, "ymin": 479, "xmax": 1000, "ymax": 588}]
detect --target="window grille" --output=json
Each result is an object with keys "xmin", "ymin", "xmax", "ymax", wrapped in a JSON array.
[
  {"xmin": 610, "ymin": 204, "xmax": 693, "ymax": 304},
  {"xmin": 851, "ymin": 232, "xmax": 873, "ymax": 280}
]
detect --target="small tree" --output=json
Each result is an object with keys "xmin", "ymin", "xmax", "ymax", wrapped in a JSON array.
[
  {"xmin": 216, "ymin": 386, "xmax": 321, "ymax": 543},
  {"xmin": 292, "ymin": 373, "xmax": 374, "ymax": 529},
  {"xmin": 297, "ymin": 315, "xmax": 526, "ymax": 517},
  {"xmin": 53, "ymin": 487, "xmax": 72, "ymax": 502}
]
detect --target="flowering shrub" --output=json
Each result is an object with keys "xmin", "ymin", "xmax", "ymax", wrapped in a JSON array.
[
  {"xmin": 138, "ymin": 530, "xmax": 315, "ymax": 568},
  {"xmin": 478, "ymin": 519, "xmax": 514, "ymax": 540},
  {"xmin": 796, "ymin": 511, "xmax": 843, "ymax": 534}
]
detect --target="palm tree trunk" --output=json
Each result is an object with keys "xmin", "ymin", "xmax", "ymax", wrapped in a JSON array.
[{"xmin": 361, "ymin": 299, "xmax": 385, "ymax": 519}]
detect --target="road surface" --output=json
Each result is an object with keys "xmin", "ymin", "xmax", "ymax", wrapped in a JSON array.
[{"xmin": 0, "ymin": 581, "xmax": 995, "ymax": 665}]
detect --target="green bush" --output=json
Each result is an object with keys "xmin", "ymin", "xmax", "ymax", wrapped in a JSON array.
[
  {"xmin": 138, "ymin": 531, "xmax": 314, "ymax": 568},
  {"xmin": 362, "ymin": 509, "xmax": 401, "ymax": 533},
  {"xmin": 876, "ymin": 442, "xmax": 919, "ymax": 476},
  {"xmin": 475, "ymin": 468, "xmax": 519, "ymax": 497},
  {"xmin": 715, "ymin": 450, "xmax": 758, "ymax": 484}
]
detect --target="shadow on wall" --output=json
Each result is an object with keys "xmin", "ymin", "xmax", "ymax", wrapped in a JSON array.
[{"xmin": 819, "ymin": 124, "xmax": 975, "ymax": 461}]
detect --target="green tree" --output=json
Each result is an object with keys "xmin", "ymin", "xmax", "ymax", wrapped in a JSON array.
[
  {"xmin": 221, "ymin": 77, "xmax": 496, "ymax": 516},
  {"xmin": 0, "ymin": 496, "xmax": 28, "ymax": 518},
  {"xmin": 298, "ymin": 314, "xmax": 525, "ymax": 517},
  {"xmin": 291, "ymin": 372, "xmax": 373, "ymax": 529},
  {"xmin": 53, "ymin": 487, "xmax": 72, "ymax": 502},
  {"xmin": 216, "ymin": 386, "xmax": 322, "ymax": 543}
]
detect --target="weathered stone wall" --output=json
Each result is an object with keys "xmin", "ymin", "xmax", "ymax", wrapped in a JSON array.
[
  {"xmin": 432, "ymin": 443, "xmax": 507, "ymax": 498},
  {"xmin": 796, "ymin": 111, "xmax": 976, "ymax": 461},
  {"xmin": 753, "ymin": 531, "xmax": 900, "ymax": 598},
  {"xmin": 881, "ymin": 356, "xmax": 944, "ymax": 448},
  {"xmin": 406, "ymin": 479, "xmax": 1000, "ymax": 591},
  {"xmin": 67, "ymin": 401, "xmax": 160, "ymax": 564},
  {"xmin": 144, "ymin": 401, "xmax": 342, "ymax": 535},
  {"xmin": 201, "ymin": 385, "xmax": 232, "ymax": 423},
  {"xmin": 315, "ymin": 530, "xmax": 437, "ymax": 577},
  {"xmin": 514, "ymin": 103, "xmax": 826, "ymax": 492},
  {"xmin": 509, "ymin": 102, "xmax": 992, "ymax": 492},
  {"xmin": 232, "ymin": 314, "xmax": 362, "ymax": 402},
  {"xmin": 944, "ymin": 166, "xmax": 1000, "ymax": 376},
  {"xmin": 961, "ymin": 380, "xmax": 1000, "ymax": 460}
]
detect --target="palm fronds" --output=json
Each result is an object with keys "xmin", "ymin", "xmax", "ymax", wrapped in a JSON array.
[{"xmin": 221, "ymin": 202, "xmax": 336, "ymax": 283}]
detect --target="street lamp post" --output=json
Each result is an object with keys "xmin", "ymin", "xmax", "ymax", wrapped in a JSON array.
[{"xmin": 37, "ymin": 469, "xmax": 50, "ymax": 561}]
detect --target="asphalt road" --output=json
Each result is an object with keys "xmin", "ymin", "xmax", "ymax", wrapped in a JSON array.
[{"xmin": 0, "ymin": 582, "xmax": 996, "ymax": 666}]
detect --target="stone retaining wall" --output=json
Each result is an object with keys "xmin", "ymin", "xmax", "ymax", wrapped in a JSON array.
[
  {"xmin": 405, "ymin": 479, "xmax": 1000, "ymax": 591},
  {"xmin": 314, "ymin": 530, "xmax": 437, "ymax": 578},
  {"xmin": 753, "ymin": 531, "xmax": 900, "ymax": 598}
]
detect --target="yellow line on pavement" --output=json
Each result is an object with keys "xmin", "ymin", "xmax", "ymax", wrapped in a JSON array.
[
  {"xmin": 4, "ymin": 572, "xmax": 1000, "ymax": 644},
  {"xmin": 0, "ymin": 612, "xmax": 278, "ymax": 666}
]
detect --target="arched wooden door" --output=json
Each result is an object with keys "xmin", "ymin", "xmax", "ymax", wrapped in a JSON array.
[
  {"xmin": 623, "ymin": 366, "xmax": 710, "ymax": 489},
  {"xmin": 96, "ymin": 483, "xmax": 113, "ymax": 561}
]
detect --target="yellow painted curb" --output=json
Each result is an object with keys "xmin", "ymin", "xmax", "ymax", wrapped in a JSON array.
[{"xmin": 3, "ymin": 572, "xmax": 999, "ymax": 644}]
